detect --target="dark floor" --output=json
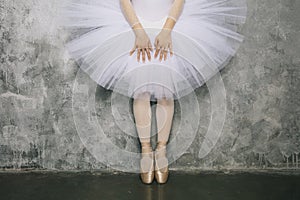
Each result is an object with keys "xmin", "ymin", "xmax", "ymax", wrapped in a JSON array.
[{"xmin": 0, "ymin": 170, "xmax": 299, "ymax": 200}]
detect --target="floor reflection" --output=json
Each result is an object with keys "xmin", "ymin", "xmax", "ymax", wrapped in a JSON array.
[{"xmin": 0, "ymin": 171, "xmax": 299, "ymax": 200}]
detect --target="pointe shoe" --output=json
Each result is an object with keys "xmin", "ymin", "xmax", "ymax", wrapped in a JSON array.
[
  {"xmin": 154, "ymin": 141, "xmax": 169, "ymax": 184},
  {"xmin": 140, "ymin": 143, "xmax": 155, "ymax": 184}
]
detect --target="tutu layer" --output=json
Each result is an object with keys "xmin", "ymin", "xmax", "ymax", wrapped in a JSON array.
[{"xmin": 59, "ymin": 0, "xmax": 247, "ymax": 101}]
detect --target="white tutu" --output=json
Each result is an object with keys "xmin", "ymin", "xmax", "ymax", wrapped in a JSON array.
[{"xmin": 59, "ymin": 0, "xmax": 247, "ymax": 101}]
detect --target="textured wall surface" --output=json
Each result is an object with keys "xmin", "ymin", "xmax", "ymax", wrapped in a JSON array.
[{"xmin": 0, "ymin": 0, "xmax": 299, "ymax": 171}]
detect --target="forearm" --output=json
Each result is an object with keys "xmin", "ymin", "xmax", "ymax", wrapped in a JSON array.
[
  {"xmin": 163, "ymin": 0, "xmax": 185, "ymax": 30},
  {"xmin": 119, "ymin": 0, "xmax": 144, "ymax": 35}
]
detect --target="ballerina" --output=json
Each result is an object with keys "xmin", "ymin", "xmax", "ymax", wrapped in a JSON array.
[
  {"xmin": 60, "ymin": 0, "xmax": 247, "ymax": 184},
  {"xmin": 120, "ymin": 0, "xmax": 186, "ymax": 184}
]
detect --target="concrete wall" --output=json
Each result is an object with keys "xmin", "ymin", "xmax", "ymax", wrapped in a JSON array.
[{"xmin": 0, "ymin": 0, "xmax": 299, "ymax": 171}]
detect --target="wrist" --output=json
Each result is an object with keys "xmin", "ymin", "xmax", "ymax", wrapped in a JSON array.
[
  {"xmin": 167, "ymin": 16, "xmax": 177, "ymax": 23},
  {"xmin": 131, "ymin": 21, "xmax": 144, "ymax": 34},
  {"xmin": 162, "ymin": 27, "xmax": 172, "ymax": 33},
  {"xmin": 131, "ymin": 21, "xmax": 140, "ymax": 29},
  {"xmin": 133, "ymin": 27, "xmax": 146, "ymax": 36}
]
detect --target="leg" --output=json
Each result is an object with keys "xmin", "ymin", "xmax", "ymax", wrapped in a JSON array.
[
  {"xmin": 133, "ymin": 92, "xmax": 152, "ymax": 151},
  {"xmin": 154, "ymin": 97, "xmax": 174, "ymax": 184},
  {"xmin": 133, "ymin": 92, "xmax": 154, "ymax": 184},
  {"xmin": 156, "ymin": 97, "xmax": 174, "ymax": 145}
]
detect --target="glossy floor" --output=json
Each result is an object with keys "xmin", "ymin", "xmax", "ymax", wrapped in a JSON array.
[{"xmin": 0, "ymin": 171, "xmax": 299, "ymax": 200}]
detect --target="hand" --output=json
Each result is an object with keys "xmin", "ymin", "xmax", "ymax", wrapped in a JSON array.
[
  {"xmin": 154, "ymin": 28, "xmax": 174, "ymax": 62},
  {"xmin": 129, "ymin": 29, "xmax": 153, "ymax": 63}
]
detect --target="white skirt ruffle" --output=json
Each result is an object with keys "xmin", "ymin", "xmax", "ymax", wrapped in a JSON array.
[{"xmin": 59, "ymin": 0, "xmax": 247, "ymax": 101}]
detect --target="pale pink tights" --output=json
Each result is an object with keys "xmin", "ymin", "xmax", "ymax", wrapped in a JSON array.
[{"xmin": 133, "ymin": 92, "xmax": 174, "ymax": 153}]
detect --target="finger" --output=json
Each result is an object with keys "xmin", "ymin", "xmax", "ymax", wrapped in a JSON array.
[
  {"xmin": 137, "ymin": 48, "xmax": 141, "ymax": 62},
  {"xmin": 163, "ymin": 47, "xmax": 167, "ymax": 61},
  {"xmin": 148, "ymin": 41, "xmax": 153, "ymax": 52},
  {"xmin": 142, "ymin": 48, "xmax": 145, "ymax": 63},
  {"xmin": 164, "ymin": 48, "xmax": 167, "ymax": 61},
  {"xmin": 154, "ymin": 38, "xmax": 159, "ymax": 49},
  {"xmin": 155, "ymin": 49, "xmax": 160, "ymax": 59},
  {"xmin": 146, "ymin": 48, "xmax": 151, "ymax": 61},
  {"xmin": 154, "ymin": 46, "xmax": 160, "ymax": 59},
  {"xmin": 154, "ymin": 39, "xmax": 159, "ymax": 58},
  {"xmin": 159, "ymin": 47, "xmax": 164, "ymax": 62},
  {"xmin": 130, "ymin": 45, "xmax": 136, "ymax": 56},
  {"xmin": 169, "ymin": 43, "xmax": 174, "ymax": 57}
]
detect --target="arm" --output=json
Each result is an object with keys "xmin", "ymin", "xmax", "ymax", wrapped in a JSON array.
[
  {"xmin": 154, "ymin": 0, "xmax": 185, "ymax": 61},
  {"xmin": 119, "ymin": 0, "xmax": 144, "ymax": 34},
  {"xmin": 119, "ymin": 0, "xmax": 153, "ymax": 62},
  {"xmin": 163, "ymin": 0, "xmax": 185, "ymax": 30}
]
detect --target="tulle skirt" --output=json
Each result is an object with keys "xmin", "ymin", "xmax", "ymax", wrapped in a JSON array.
[{"xmin": 59, "ymin": 0, "xmax": 247, "ymax": 101}]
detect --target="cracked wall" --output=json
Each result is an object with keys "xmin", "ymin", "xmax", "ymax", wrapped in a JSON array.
[{"xmin": 0, "ymin": 0, "xmax": 299, "ymax": 171}]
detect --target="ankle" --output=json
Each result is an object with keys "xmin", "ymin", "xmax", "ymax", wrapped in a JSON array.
[
  {"xmin": 156, "ymin": 141, "xmax": 167, "ymax": 150},
  {"xmin": 141, "ymin": 142, "xmax": 153, "ymax": 154},
  {"xmin": 155, "ymin": 141, "xmax": 167, "ymax": 158}
]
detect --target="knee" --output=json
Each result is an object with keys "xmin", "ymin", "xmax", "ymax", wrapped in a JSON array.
[
  {"xmin": 133, "ymin": 92, "xmax": 151, "ymax": 102},
  {"xmin": 157, "ymin": 97, "xmax": 174, "ymax": 106}
]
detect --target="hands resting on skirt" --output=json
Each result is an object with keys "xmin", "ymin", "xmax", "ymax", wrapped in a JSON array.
[
  {"xmin": 121, "ymin": 0, "xmax": 184, "ymax": 63},
  {"xmin": 129, "ymin": 28, "xmax": 174, "ymax": 63}
]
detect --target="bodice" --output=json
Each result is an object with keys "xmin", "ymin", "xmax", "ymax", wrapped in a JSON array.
[{"xmin": 131, "ymin": 0, "xmax": 174, "ymax": 21}]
